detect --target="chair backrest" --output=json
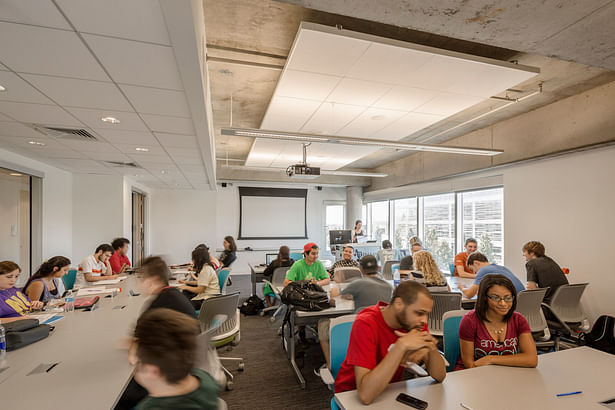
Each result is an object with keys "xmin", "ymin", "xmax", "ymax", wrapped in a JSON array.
[
  {"xmin": 442, "ymin": 310, "xmax": 466, "ymax": 372},
  {"xmin": 334, "ymin": 267, "xmax": 362, "ymax": 283},
  {"xmin": 62, "ymin": 269, "xmax": 78, "ymax": 290},
  {"xmin": 198, "ymin": 292, "xmax": 240, "ymax": 332},
  {"xmin": 516, "ymin": 288, "xmax": 549, "ymax": 333},
  {"xmin": 428, "ymin": 292, "xmax": 462, "ymax": 336},
  {"xmin": 382, "ymin": 260, "xmax": 399, "ymax": 280},
  {"xmin": 548, "ymin": 283, "xmax": 589, "ymax": 323},
  {"xmin": 217, "ymin": 268, "xmax": 231, "ymax": 294},
  {"xmin": 449, "ymin": 262, "xmax": 455, "ymax": 276},
  {"xmin": 271, "ymin": 266, "xmax": 290, "ymax": 288},
  {"xmin": 329, "ymin": 314, "xmax": 357, "ymax": 380}
]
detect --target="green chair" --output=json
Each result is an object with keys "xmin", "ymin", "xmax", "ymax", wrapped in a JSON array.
[{"xmin": 62, "ymin": 269, "xmax": 78, "ymax": 290}]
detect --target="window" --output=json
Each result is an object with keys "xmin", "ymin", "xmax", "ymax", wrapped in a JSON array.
[
  {"xmin": 367, "ymin": 201, "xmax": 388, "ymax": 243},
  {"xmin": 324, "ymin": 203, "xmax": 345, "ymax": 248},
  {"xmin": 422, "ymin": 193, "xmax": 456, "ymax": 271},
  {"xmin": 392, "ymin": 198, "xmax": 418, "ymax": 249},
  {"xmin": 459, "ymin": 188, "xmax": 503, "ymax": 264}
]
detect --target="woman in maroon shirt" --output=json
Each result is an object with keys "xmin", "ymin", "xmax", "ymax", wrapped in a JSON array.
[{"xmin": 456, "ymin": 274, "xmax": 537, "ymax": 370}]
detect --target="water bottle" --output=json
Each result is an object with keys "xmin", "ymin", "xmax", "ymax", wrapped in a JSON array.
[
  {"xmin": 64, "ymin": 290, "xmax": 75, "ymax": 312},
  {"xmin": 0, "ymin": 320, "xmax": 7, "ymax": 369},
  {"xmin": 393, "ymin": 266, "xmax": 401, "ymax": 287}
]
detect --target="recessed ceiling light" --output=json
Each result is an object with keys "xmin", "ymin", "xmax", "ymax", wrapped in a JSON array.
[
  {"xmin": 9, "ymin": 173, "xmax": 23, "ymax": 176},
  {"xmin": 371, "ymin": 115, "xmax": 385, "ymax": 121},
  {"xmin": 160, "ymin": 170, "xmax": 168, "ymax": 174},
  {"xmin": 101, "ymin": 116, "xmax": 120, "ymax": 124},
  {"xmin": 28, "ymin": 141, "xmax": 46, "ymax": 146},
  {"xmin": 135, "ymin": 147, "xmax": 149, "ymax": 152},
  {"xmin": 133, "ymin": 174, "xmax": 141, "ymax": 177},
  {"xmin": 0, "ymin": 85, "xmax": 6, "ymax": 92}
]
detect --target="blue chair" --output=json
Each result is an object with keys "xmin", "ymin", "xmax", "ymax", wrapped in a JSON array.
[
  {"xmin": 218, "ymin": 268, "xmax": 231, "ymax": 294},
  {"xmin": 62, "ymin": 269, "xmax": 78, "ymax": 290},
  {"xmin": 449, "ymin": 262, "xmax": 456, "ymax": 276},
  {"xmin": 319, "ymin": 314, "xmax": 357, "ymax": 410},
  {"xmin": 442, "ymin": 310, "xmax": 466, "ymax": 372},
  {"xmin": 290, "ymin": 252, "xmax": 303, "ymax": 262}
]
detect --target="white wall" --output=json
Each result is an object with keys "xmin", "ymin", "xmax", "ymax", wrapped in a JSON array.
[
  {"xmin": 504, "ymin": 146, "xmax": 615, "ymax": 322},
  {"xmin": 149, "ymin": 184, "xmax": 347, "ymax": 272},
  {"xmin": 71, "ymin": 174, "xmax": 124, "ymax": 263},
  {"xmin": 365, "ymin": 145, "xmax": 615, "ymax": 323},
  {"xmin": 0, "ymin": 174, "xmax": 29, "ymax": 264}
]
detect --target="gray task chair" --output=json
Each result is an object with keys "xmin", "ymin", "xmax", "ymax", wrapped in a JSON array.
[
  {"xmin": 382, "ymin": 260, "xmax": 399, "ymax": 280},
  {"xmin": 542, "ymin": 283, "xmax": 591, "ymax": 346},
  {"xmin": 198, "ymin": 292, "xmax": 244, "ymax": 390},
  {"xmin": 428, "ymin": 292, "xmax": 462, "ymax": 336},
  {"xmin": 261, "ymin": 266, "xmax": 291, "ymax": 319},
  {"xmin": 516, "ymin": 288, "xmax": 557, "ymax": 350},
  {"xmin": 334, "ymin": 267, "xmax": 362, "ymax": 283}
]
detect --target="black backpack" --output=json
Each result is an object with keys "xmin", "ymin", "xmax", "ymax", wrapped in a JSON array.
[
  {"xmin": 581, "ymin": 315, "xmax": 615, "ymax": 354},
  {"xmin": 239, "ymin": 295, "xmax": 265, "ymax": 315},
  {"xmin": 280, "ymin": 280, "xmax": 330, "ymax": 311}
]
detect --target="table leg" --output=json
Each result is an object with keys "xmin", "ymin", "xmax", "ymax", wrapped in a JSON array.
[
  {"xmin": 250, "ymin": 267, "xmax": 256, "ymax": 296},
  {"xmin": 289, "ymin": 310, "xmax": 306, "ymax": 389}
]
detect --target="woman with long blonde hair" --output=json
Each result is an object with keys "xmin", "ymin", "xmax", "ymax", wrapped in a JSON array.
[{"xmin": 412, "ymin": 251, "xmax": 448, "ymax": 288}]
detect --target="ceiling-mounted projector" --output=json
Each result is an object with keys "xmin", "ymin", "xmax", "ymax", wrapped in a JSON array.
[{"xmin": 286, "ymin": 164, "xmax": 320, "ymax": 179}]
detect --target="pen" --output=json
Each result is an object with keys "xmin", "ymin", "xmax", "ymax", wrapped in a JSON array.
[
  {"xmin": 46, "ymin": 362, "xmax": 59, "ymax": 372},
  {"xmin": 556, "ymin": 391, "xmax": 582, "ymax": 397},
  {"xmin": 460, "ymin": 403, "xmax": 474, "ymax": 410}
]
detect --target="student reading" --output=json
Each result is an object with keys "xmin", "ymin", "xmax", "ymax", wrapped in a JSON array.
[
  {"xmin": 335, "ymin": 281, "xmax": 446, "ymax": 405},
  {"xmin": 456, "ymin": 274, "xmax": 537, "ymax": 370},
  {"xmin": 110, "ymin": 237, "xmax": 131, "ymax": 274},
  {"xmin": 179, "ymin": 246, "xmax": 220, "ymax": 310},
  {"xmin": 77, "ymin": 243, "xmax": 118, "ymax": 287},
  {"xmin": 23, "ymin": 256, "xmax": 71, "ymax": 303},
  {"xmin": 0, "ymin": 261, "xmax": 44, "ymax": 323}
]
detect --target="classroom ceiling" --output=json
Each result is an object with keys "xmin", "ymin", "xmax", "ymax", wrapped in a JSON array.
[
  {"xmin": 0, "ymin": 0, "xmax": 216, "ymax": 190},
  {"xmin": 206, "ymin": 0, "xmax": 615, "ymax": 176}
]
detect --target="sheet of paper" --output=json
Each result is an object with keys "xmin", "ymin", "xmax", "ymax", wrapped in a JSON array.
[
  {"xmin": 76, "ymin": 287, "xmax": 119, "ymax": 296},
  {"xmin": 92, "ymin": 278, "xmax": 122, "ymax": 285},
  {"xmin": 30, "ymin": 313, "xmax": 57, "ymax": 324}
]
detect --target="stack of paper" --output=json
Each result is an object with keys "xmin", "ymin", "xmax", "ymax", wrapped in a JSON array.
[{"xmin": 92, "ymin": 278, "xmax": 124, "ymax": 285}]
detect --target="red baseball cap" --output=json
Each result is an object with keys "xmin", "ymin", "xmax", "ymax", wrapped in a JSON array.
[{"xmin": 303, "ymin": 242, "xmax": 318, "ymax": 253}]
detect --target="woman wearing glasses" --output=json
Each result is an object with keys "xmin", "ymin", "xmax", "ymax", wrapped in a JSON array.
[{"xmin": 455, "ymin": 274, "xmax": 538, "ymax": 370}]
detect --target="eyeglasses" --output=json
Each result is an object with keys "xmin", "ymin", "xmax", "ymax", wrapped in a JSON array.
[{"xmin": 487, "ymin": 294, "xmax": 514, "ymax": 303}]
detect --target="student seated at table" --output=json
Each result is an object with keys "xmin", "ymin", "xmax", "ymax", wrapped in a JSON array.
[
  {"xmin": 116, "ymin": 256, "xmax": 197, "ymax": 410},
  {"xmin": 398, "ymin": 254, "xmax": 414, "ymax": 280},
  {"xmin": 377, "ymin": 240, "xmax": 395, "ymax": 266},
  {"xmin": 409, "ymin": 236, "xmax": 423, "ymax": 254},
  {"xmin": 110, "ymin": 237, "xmax": 131, "ymax": 274},
  {"xmin": 0, "ymin": 261, "xmax": 44, "ymax": 323},
  {"xmin": 412, "ymin": 251, "xmax": 449, "ymax": 290},
  {"xmin": 328, "ymin": 245, "xmax": 359, "ymax": 281},
  {"xmin": 263, "ymin": 245, "xmax": 294, "ymax": 307},
  {"xmin": 455, "ymin": 274, "xmax": 537, "ymax": 370},
  {"xmin": 459, "ymin": 252, "xmax": 525, "ymax": 298},
  {"xmin": 179, "ymin": 247, "xmax": 220, "ymax": 310},
  {"xmin": 334, "ymin": 281, "xmax": 446, "ymax": 404},
  {"xmin": 77, "ymin": 243, "xmax": 118, "ymax": 287},
  {"xmin": 23, "ymin": 256, "xmax": 71, "ymax": 303},
  {"xmin": 218, "ymin": 236, "xmax": 237, "ymax": 269},
  {"xmin": 320, "ymin": 255, "xmax": 393, "ymax": 368},
  {"xmin": 523, "ymin": 241, "xmax": 569, "ymax": 303},
  {"xmin": 453, "ymin": 238, "xmax": 478, "ymax": 278},
  {"xmin": 283, "ymin": 242, "xmax": 330, "ymax": 287},
  {"xmin": 129, "ymin": 308, "xmax": 219, "ymax": 409}
]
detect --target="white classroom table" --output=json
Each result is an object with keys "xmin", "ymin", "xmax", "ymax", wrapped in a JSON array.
[
  {"xmin": 334, "ymin": 346, "xmax": 615, "ymax": 410},
  {"xmin": 0, "ymin": 276, "xmax": 149, "ymax": 409}
]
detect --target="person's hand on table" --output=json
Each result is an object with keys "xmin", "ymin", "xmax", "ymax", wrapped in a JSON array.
[
  {"xmin": 457, "ymin": 283, "xmax": 466, "ymax": 290},
  {"xmin": 474, "ymin": 356, "xmax": 493, "ymax": 367},
  {"xmin": 178, "ymin": 279, "xmax": 186, "ymax": 284},
  {"xmin": 30, "ymin": 300, "xmax": 44, "ymax": 310}
]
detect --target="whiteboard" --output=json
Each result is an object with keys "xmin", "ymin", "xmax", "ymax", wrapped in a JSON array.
[{"xmin": 239, "ymin": 188, "xmax": 307, "ymax": 239}]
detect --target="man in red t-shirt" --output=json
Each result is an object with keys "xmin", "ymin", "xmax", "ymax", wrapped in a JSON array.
[
  {"xmin": 334, "ymin": 281, "xmax": 446, "ymax": 405},
  {"xmin": 454, "ymin": 238, "xmax": 478, "ymax": 278},
  {"xmin": 109, "ymin": 237, "xmax": 131, "ymax": 274}
]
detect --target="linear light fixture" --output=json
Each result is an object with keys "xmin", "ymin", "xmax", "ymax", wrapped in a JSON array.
[
  {"xmin": 221, "ymin": 127, "xmax": 502, "ymax": 156},
  {"xmin": 220, "ymin": 164, "xmax": 388, "ymax": 178}
]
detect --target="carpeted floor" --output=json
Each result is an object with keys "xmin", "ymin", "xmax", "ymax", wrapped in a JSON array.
[{"xmin": 218, "ymin": 303, "xmax": 333, "ymax": 409}]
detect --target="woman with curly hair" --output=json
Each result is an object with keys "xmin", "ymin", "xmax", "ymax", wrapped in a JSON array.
[{"xmin": 412, "ymin": 251, "xmax": 449, "ymax": 290}]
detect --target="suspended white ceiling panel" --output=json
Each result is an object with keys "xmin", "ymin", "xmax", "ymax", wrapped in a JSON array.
[{"xmin": 246, "ymin": 22, "xmax": 539, "ymax": 170}]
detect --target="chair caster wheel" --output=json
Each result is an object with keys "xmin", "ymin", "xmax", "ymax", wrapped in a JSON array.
[
  {"xmin": 238, "ymin": 362, "xmax": 245, "ymax": 371},
  {"xmin": 226, "ymin": 381, "xmax": 234, "ymax": 391}
]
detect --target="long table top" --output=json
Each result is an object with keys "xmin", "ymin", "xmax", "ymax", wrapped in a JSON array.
[
  {"xmin": 334, "ymin": 347, "xmax": 615, "ymax": 410},
  {"xmin": 0, "ymin": 276, "xmax": 149, "ymax": 409}
]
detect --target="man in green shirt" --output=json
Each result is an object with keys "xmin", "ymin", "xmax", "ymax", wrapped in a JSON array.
[
  {"xmin": 284, "ymin": 242, "xmax": 330, "ymax": 287},
  {"xmin": 129, "ymin": 308, "xmax": 219, "ymax": 409}
]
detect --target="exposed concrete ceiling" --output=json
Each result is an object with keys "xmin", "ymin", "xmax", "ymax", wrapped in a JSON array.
[{"xmin": 204, "ymin": 0, "xmax": 615, "ymax": 184}]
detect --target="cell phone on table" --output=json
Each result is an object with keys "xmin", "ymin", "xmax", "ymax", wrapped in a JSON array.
[{"xmin": 396, "ymin": 393, "xmax": 428, "ymax": 409}]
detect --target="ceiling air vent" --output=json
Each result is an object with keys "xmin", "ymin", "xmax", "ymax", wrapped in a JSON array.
[
  {"xmin": 30, "ymin": 124, "xmax": 98, "ymax": 141},
  {"xmin": 104, "ymin": 161, "xmax": 142, "ymax": 168}
]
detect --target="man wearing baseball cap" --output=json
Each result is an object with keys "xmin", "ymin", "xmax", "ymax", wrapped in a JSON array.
[
  {"xmin": 319, "ymin": 255, "xmax": 393, "ymax": 369},
  {"xmin": 283, "ymin": 242, "xmax": 330, "ymax": 287}
]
